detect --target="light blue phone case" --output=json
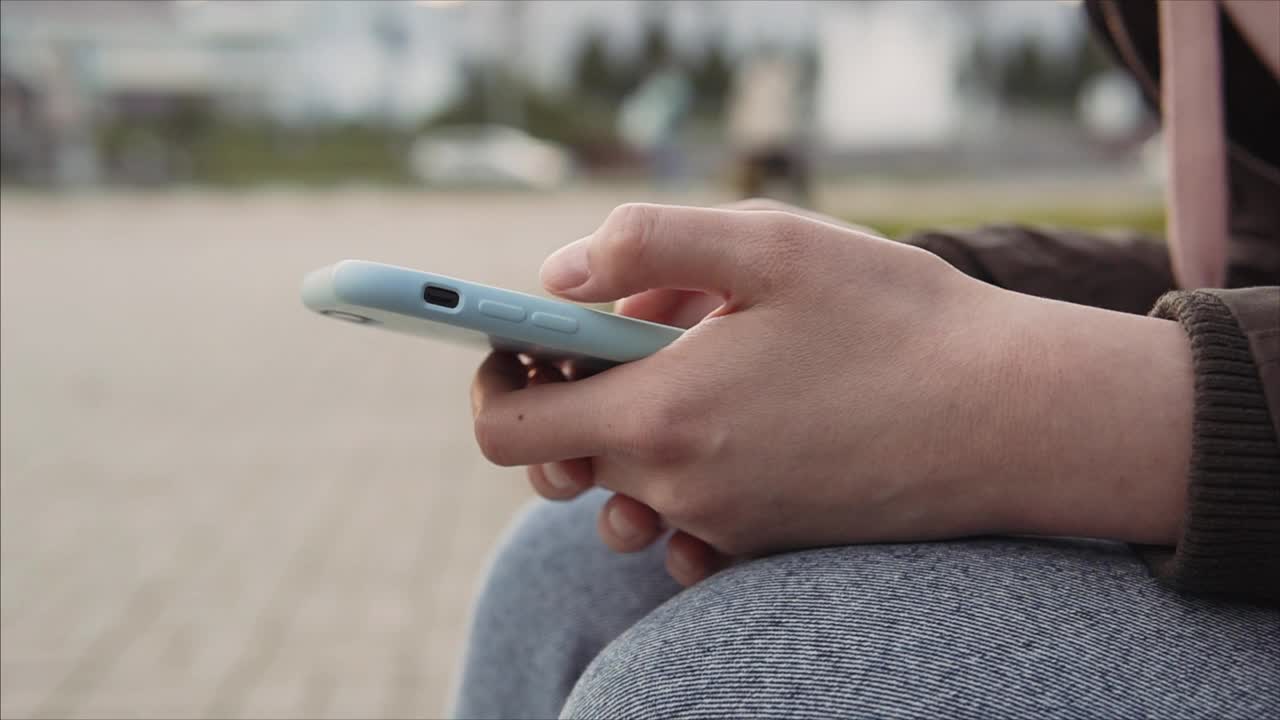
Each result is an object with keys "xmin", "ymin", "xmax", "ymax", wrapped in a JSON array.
[{"xmin": 302, "ymin": 260, "xmax": 683, "ymax": 369}]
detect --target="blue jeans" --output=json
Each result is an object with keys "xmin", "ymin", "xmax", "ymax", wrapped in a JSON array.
[{"xmin": 453, "ymin": 490, "xmax": 1280, "ymax": 719}]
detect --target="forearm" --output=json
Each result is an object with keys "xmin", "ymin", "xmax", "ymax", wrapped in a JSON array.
[{"xmin": 975, "ymin": 289, "xmax": 1194, "ymax": 545}]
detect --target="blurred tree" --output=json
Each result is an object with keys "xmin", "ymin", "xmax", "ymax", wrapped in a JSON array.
[
  {"xmin": 624, "ymin": 19, "xmax": 673, "ymax": 90},
  {"xmin": 1002, "ymin": 37, "xmax": 1053, "ymax": 104},
  {"xmin": 425, "ymin": 62, "xmax": 489, "ymax": 126},
  {"xmin": 572, "ymin": 31, "xmax": 630, "ymax": 102},
  {"xmin": 572, "ymin": 20, "xmax": 738, "ymax": 118},
  {"xmin": 639, "ymin": 19, "xmax": 673, "ymax": 69},
  {"xmin": 958, "ymin": 30, "xmax": 1112, "ymax": 112},
  {"xmin": 425, "ymin": 58, "xmax": 625, "ymax": 166},
  {"xmin": 570, "ymin": 21, "xmax": 680, "ymax": 103},
  {"xmin": 689, "ymin": 40, "xmax": 732, "ymax": 114},
  {"xmin": 1068, "ymin": 32, "xmax": 1112, "ymax": 94},
  {"xmin": 522, "ymin": 86, "xmax": 619, "ymax": 153}
]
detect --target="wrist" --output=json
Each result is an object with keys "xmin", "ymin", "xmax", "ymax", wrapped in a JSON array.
[{"xmin": 981, "ymin": 293, "xmax": 1193, "ymax": 544}]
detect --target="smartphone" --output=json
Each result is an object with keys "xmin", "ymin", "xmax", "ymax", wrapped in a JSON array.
[{"xmin": 302, "ymin": 260, "xmax": 683, "ymax": 370}]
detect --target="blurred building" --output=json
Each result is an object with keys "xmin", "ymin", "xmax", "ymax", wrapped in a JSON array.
[
  {"xmin": 0, "ymin": 0, "xmax": 1144, "ymax": 188},
  {"xmin": 1, "ymin": 1, "xmax": 282, "ymax": 183}
]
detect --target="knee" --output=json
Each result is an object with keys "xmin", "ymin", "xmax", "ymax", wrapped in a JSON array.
[
  {"xmin": 565, "ymin": 542, "xmax": 1108, "ymax": 719},
  {"xmin": 562, "ymin": 540, "xmax": 1279, "ymax": 719},
  {"xmin": 562, "ymin": 550, "xmax": 828, "ymax": 719}
]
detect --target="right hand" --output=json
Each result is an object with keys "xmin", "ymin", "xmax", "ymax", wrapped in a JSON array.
[
  {"xmin": 526, "ymin": 199, "xmax": 884, "ymax": 585},
  {"xmin": 494, "ymin": 199, "xmax": 1190, "ymax": 588}
]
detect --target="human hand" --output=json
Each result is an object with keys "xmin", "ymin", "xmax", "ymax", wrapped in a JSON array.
[
  {"xmin": 574, "ymin": 199, "xmax": 884, "ymax": 580},
  {"xmin": 519, "ymin": 199, "xmax": 867, "ymax": 584},
  {"xmin": 472, "ymin": 203, "xmax": 1193, "ymax": 586}
]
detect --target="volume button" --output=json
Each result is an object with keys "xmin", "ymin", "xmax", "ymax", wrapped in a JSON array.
[
  {"xmin": 530, "ymin": 312, "xmax": 578, "ymax": 334},
  {"xmin": 478, "ymin": 300, "xmax": 526, "ymax": 323}
]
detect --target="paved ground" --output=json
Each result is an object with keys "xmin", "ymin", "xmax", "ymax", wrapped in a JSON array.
[
  {"xmin": 0, "ymin": 188, "xmax": 732, "ymax": 719},
  {"xmin": 0, "ymin": 180, "xmax": 1157, "ymax": 719}
]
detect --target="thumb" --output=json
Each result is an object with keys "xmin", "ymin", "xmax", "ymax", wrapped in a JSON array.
[{"xmin": 540, "ymin": 203, "xmax": 790, "ymax": 305}]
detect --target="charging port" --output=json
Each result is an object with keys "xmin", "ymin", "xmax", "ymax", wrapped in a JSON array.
[{"xmin": 424, "ymin": 285, "xmax": 460, "ymax": 308}]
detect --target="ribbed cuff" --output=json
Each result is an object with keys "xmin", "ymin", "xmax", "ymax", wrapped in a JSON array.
[{"xmin": 1145, "ymin": 291, "xmax": 1280, "ymax": 603}]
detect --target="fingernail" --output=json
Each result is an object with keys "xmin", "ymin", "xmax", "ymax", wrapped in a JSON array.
[
  {"xmin": 608, "ymin": 505, "xmax": 641, "ymax": 541},
  {"xmin": 542, "ymin": 463, "xmax": 575, "ymax": 490},
  {"xmin": 541, "ymin": 237, "xmax": 590, "ymax": 291}
]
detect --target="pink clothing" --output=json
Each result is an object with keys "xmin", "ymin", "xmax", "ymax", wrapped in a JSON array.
[{"xmin": 1160, "ymin": 0, "xmax": 1280, "ymax": 289}]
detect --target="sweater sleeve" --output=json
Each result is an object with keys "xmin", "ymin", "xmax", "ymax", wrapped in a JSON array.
[
  {"xmin": 901, "ymin": 224, "xmax": 1175, "ymax": 314},
  {"xmin": 1144, "ymin": 288, "xmax": 1280, "ymax": 602}
]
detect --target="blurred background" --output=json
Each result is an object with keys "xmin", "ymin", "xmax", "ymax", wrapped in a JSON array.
[{"xmin": 1, "ymin": 1, "xmax": 1164, "ymax": 718}]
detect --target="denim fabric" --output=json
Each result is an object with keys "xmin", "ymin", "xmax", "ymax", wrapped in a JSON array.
[
  {"xmin": 453, "ymin": 490, "xmax": 680, "ymax": 720},
  {"xmin": 454, "ymin": 490, "xmax": 1280, "ymax": 720}
]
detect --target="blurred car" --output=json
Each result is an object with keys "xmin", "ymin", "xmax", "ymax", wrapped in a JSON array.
[{"xmin": 409, "ymin": 124, "xmax": 573, "ymax": 189}]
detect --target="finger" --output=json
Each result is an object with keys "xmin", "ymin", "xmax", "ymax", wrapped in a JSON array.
[
  {"xmin": 470, "ymin": 352, "xmax": 525, "ymax": 417},
  {"xmin": 615, "ymin": 289, "xmax": 695, "ymax": 324},
  {"xmin": 665, "ymin": 531, "xmax": 724, "ymax": 586},
  {"xmin": 562, "ymin": 360, "xmax": 606, "ymax": 382},
  {"xmin": 525, "ymin": 360, "xmax": 564, "ymax": 387},
  {"xmin": 526, "ymin": 459, "xmax": 594, "ymax": 501},
  {"xmin": 616, "ymin": 289, "xmax": 724, "ymax": 329},
  {"xmin": 721, "ymin": 198, "xmax": 805, "ymax": 214},
  {"xmin": 541, "ymin": 203, "xmax": 799, "ymax": 305},
  {"xmin": 472, "ymin": 360, "xmax": 637, "ymax": 466},
  {"xmin": 596, "ymin": 493, "xmax": 663, "ymax": 553},
  {"xmin": 521, "ymin": 362, "xmax": 596, "ymax": 498}
]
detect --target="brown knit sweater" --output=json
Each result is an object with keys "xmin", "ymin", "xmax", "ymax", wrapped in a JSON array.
[{"xmin": 1148, "ymin": 289, "xmax": 1280, "ymax": 601}]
